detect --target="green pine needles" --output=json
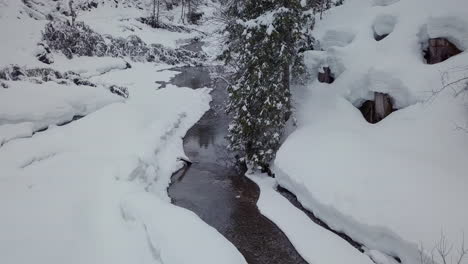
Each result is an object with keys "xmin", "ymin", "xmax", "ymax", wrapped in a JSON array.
[{"xmin": 222, "ymin": 0, "xmax": 311, "ymax": 172}]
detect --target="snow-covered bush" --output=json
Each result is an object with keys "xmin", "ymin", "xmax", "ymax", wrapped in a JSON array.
[
  {"xmin": 35, "ymin": 42, "xmax": 54, "ymax": 64},
  {"xmin": 108, "ymin": 84, "xmax": 129, "ymax": 98},
  {"xmin": 42, "ymin": 20, "xmax": 205, "ymax": 64},
  {"xmin": 188, "ymin": 11, "xmax": 204, "ymax": 24},
  {"xmin": 107, "ymin": 35, "xmax": 150, "ymax": 61},
  {"xmin": 0, "ymin": 65, "xmax": 27, "ymax": 81},
  {"xmin": 43, "ymin": 21, "xmax": 107, "ymax": 59},
  {"xmin": 137, "ymin": 17, "xmax": 192, "ymax": 32},
  {"xmin": 0, "ymin": 65, "xmax": 131, "ymax": 98}
]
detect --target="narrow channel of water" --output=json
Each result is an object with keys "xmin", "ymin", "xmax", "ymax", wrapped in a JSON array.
[{"xmin": 166, "ymin": 66, "xmax": 308, "ymax": 264}]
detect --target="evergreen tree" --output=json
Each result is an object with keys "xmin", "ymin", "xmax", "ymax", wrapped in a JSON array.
[{"xmin": 222, "ymin": 0, "xmax": 310, "ymax": 172}]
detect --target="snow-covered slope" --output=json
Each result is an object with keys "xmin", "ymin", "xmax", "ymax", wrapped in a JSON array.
[
  {"xmin": 275, "ymin": 0, "xmax": 468, "ymax": 263},
  {"xmin": 0, "ymin": 1, "xmax": 246, "ymax": 264}
]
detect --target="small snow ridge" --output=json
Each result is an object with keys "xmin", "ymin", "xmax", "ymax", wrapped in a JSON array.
[
  {"xmin": 372, "ymin": 15, "xmax": 397, "ymax": 41},
  {"xmin": 0, "ymin": 122, "xmax": 34, "ymax": 147},
  {"xmin": 20, "ymin": 152, "xmax": 58, "ymax": 169},
  {"xmin": 319, "ymin": 29, "xmax": 355, "ymax": 50},
  {"xmin": 372, "ymin": 0, "xmax": 400, "ymax": 7}
]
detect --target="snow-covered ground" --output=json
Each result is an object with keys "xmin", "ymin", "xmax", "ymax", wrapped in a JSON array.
[
  {"xmin": 274, "ymin": 0, "xmax": 468, "ymax": 263},
  {"xmin": 0, "ymin": 1, "xmax": 246, "ymax": 264},
  {"xmin": 248, "ymin": 173, "xmax": 377, "ymax": 264}
]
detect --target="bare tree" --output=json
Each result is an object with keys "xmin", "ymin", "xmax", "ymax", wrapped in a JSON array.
[
  {"xmin": 180, "ymin": 0, "xmax": 186, "ymax": 23},
  {"xmin": 419, "ymin": 232, "xmax": 467, "ymax": 264},
  {"xmin": 151, "ymin": 0, "xmax": 161, "ymax": 26},
  {"xmin": 69, "ymin": 0, "xmax": 77, "ymax": 27}
]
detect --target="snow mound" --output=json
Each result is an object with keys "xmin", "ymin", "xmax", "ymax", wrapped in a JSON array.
[
  {"xmin": 304, "ymin": 50, "xmax": 346, "ymax": 81},
  {"xmin": 0, "ymin": 80, "xmax": 122, "ymax": 131},
  {"xmin": 0, "ymin": 122, "xmax": 34, "ymax": 147},
  {"xmin": 420, "ymin": 16, "xmax": 468, "ymax": 51},
  {"xmin": 319, "ymin": 29, "xmax": 355, "ymax": 50},
  {"xmin": 372, "ymin": 0, "xmax": 400, "ymax": 7},
  {"xmin": 373, "ymin": 14, "xmax": 397, "ymax": 40},
  {"xmin": 248, "ymin": 173, "xmax": 375, "ymax": 264},
  {"xmin": 347, "ymin": 69, "xmax": 415, "ymax": 109}
]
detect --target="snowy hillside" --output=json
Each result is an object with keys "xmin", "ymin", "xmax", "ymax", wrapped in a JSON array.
[
  {"xmin": 274, "ymin": 0, "xmax": 468, "ymax": 263},
  {"xmin": 2, "ymin": 0, "xmax": 468, "ymax": 263},
  {"xmin": 0, "ymin": 1, "xmax": 247, "ymax": 264}
]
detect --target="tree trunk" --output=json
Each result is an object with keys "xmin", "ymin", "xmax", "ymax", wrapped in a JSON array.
[
  {"xmin": 69, "ymin": 0, "xmax": 76, "ymax": 27},
  {"xmin": 374, "ymin": 92, "xmax": 393, "ymax": 122},
  {"xmin": 152, "ymin": 0, "xmax": 156, "ymax": 26},
  {"xmin": 319, "ymin": 0, "xmax": 324, "ymax": 19},
  {"xmin": 156, "ymin": 0, "xmax": 160, "ymax": 25},
  {"xmin": 180, "ymin": 0, "xmax": 185, "ymax": 24}
]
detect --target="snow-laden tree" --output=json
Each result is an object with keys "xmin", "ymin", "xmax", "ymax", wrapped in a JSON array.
[{"xmin": 222, "ymin": 0, "xmax": 311, "ymax": 173}]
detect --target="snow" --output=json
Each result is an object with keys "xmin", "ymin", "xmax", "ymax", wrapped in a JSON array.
[
  {"xmin": 275, "ymin": 0, "xmax": 468, "ymax": 263},
  {"xmin": 0, "ymin": 122, "xmax": 34, "ymax": 147},
  {"xmin": 423, "ymin": 16, "xmax": 468, "ymax": 51},
  {"xmin": 0, "ymin": 1, "xmax": 47, "ymax": 67},
  {"xmin": 247, "ymin": 173, "xmax": 375, "ymax": 264},
  {"xmin": 320, "ymin": 29, "xmax": 355, "ymax": 50},
  {"xmin": 52, "ymin": 55, "xmax": 130, "ymax": 78},
  {"xmin": 372, "ymin": 14, "xmax": 397, "ymax": 37},
  {"xmin": 0, "ymin": 1, "xmax": 247, "ymax": 264},
  {"xmin": 0, "ymin": 63, "xmax": 247, "ymax": 264},
  {"xmin": 79, "ymin": 5, "xmax": 197, "ymax": 49},
  {"xmin": 0, "ymin": 80, "xmax": 122, "ymax": 131}
]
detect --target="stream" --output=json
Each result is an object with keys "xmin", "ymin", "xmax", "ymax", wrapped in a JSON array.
[{"xmin": 166, "ymin": 65, "xmax": 308, "ymax": 264}]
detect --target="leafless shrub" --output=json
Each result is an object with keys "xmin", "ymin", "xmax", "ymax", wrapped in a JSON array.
[{"xmin": 419, "ymin": 232, "xmax": 467, "ymax": 264}]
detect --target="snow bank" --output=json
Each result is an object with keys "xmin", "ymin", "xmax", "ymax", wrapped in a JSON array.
[
  {"xmin": 52, "ymin": 55, "xmax": 130, "ymax": 78},
  {"xmin": 0, "ymin": 80, "xmax": 122, "ymax": 131},
  {"xmin": 421, "ymin": 16, "xmax": 468, "ymax": 51},
  {"xmin": 248, "ymin": 173, "xmax": 375, "ymax": 264},
  {"xmin": 0, "ymin": 1, "xmax": 246, "ymax": 262},
  {"xmin": 0, "ymin": 122, "xmax": 34, "ymax": 147},
  {"xmin": 320, "ymin": 29, "xmax": 355, "ymax": 50},
  {"xmin": 0, "ymin": 64, "xmax": 246, "ymax": 264},
  {"xmin": 372, "ymin": 14, "xmax": 397, "ymax": 39},
  {"xmin": 275, "ymin": 0, "xmax": 468, "ymax": 263}
]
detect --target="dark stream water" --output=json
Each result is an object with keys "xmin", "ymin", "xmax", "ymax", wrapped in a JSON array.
[{"xmin": 167, "ymin": 66, "xmax": 308, "ymax": 264}]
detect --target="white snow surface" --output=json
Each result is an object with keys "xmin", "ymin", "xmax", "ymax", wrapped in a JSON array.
[
  {"xmin": 0, "ymin": 80, "xmax": 122, "ymax": 131},
  {"xmin": 275, "ymin": 0, "xmax": 468, "ymax": 263},
  {"xmin": 0, "ymin": 1, "xmax": 247, "ymax": 264},
  {"xmin": 0, "ymin": 65, "xmax": 247, "ymax": 264},
  {"xmin": 248, "ymin": 173, "xmax": 375, "ymax": 264}
]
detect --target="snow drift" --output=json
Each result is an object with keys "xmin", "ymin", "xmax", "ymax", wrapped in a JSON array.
[{"xmin": 275, "ymin": 0, "xmax": 468, "ymax": 263}]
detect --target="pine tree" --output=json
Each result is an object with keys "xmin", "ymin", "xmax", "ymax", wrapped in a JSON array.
[{"xmin": 223, "ymin": 0, "xmax": 310, "ymax": 172}]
